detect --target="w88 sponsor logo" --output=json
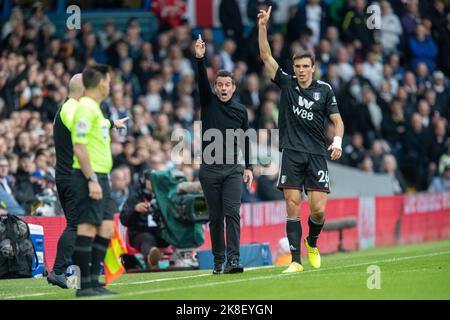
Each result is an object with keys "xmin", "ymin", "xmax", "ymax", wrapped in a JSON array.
[{"xmin": 292, "ymin": 105, "xmax": 314, "ymax": 121}]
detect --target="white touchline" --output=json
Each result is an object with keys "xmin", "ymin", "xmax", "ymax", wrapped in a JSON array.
[
  {"xmin": 111, "ymin": 265, "xmax": 275, "ymax": 286},
  {"xmin": 91, "ymin": 250, "xmax": 450, "ymax": 300},
  {"xmin": 3, "ymin": 250, "xmax": 450, "ymax": 300}
]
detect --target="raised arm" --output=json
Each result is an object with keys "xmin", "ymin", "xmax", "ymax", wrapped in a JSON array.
[
  {"xmin": 195, "ymin": 35, "xmax": 213, "ymax": 106},
  {"xmin": 258, "ymin": 6, "xmax": 279, "ymax": 80}
]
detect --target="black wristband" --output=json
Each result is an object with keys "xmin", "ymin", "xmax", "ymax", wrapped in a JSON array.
[{"xmin": 109, "ymin": 119, "xmax": 115, "ymax": 129}]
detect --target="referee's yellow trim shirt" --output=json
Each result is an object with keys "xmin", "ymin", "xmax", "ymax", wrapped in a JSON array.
[{"xmin": 71, "ymin": 96, "xmax": 112, "ymax": 174}]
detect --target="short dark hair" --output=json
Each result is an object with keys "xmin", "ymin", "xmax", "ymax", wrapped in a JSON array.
[
  {"xmin": 215, "ymin": 70, "xmax": 235, "ymax": 85},
  {"xmin": 19, "ymin": 152, "xmax": 32, "ymax": 160},
  {"xmin": 292, "ymin": 51, "xmax": 316, "ymax": 66},
  {"xmin": 82, "ymin": 64, "xmax": 111, "ymax": 90}
]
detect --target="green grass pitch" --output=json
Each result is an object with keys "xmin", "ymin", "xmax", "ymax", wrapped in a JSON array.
[{"xmin": 1, "ymin": 239, "xmax": 450, "ymax": 300}]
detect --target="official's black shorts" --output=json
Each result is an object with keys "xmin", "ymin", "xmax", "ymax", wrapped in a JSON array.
[
  {"xmin": 55, "ymin": 177, "xmax": 78, "ymax": 227},
  {"xmin": 277, "ymin": 149, "xmax": 330, "ymax": 193},
  {"xmin": 73, "ymin": 170, "xmax": 118, "ymax": 226}
]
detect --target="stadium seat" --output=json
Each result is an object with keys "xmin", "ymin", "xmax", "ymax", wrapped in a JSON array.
[
  {"xmin": 123, "ymin": 228, "xmax": 173, "ymax": 270},
  {"xmin": 124, "ymin": 229, "xmax": 140, "ymax": 255},
  {"xmin": 323, "ymin": 217, "xmax": 357, "ymax": 252}
]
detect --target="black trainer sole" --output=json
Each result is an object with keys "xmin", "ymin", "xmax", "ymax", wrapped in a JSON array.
[
  {"xmin": 225, "ymin": 267, "xmax": 244, "ymax": 274},
  {"xmin": 47, "ymin": 278, "xmax": 68, "ymax": 289}
]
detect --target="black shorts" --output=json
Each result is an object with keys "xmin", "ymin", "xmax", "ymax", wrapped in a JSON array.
[
  {"xmin": 73, "ymin": 170, "xmax": 118, "ymax": 226},
  {"xmin": 277, "ymin": 149, "xmax": 330, "ymax": 193}
]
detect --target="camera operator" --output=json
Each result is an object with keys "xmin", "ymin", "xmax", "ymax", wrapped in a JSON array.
[{"xmin": 119, "ymin": 170, "xmax": 168, "ymax": 269}]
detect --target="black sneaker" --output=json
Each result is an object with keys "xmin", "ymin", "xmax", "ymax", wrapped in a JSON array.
[
  {"xmin": 93, "ymin": 286, "xmax": 119, "ymax": 296},
  {"xmin": 76, "ymin": 288, "xmax": 100, "ymax": 297},
  {"xmin": 212, "ymin": 263, "xmax": 224, "ymax": 275},
  {"xmin": 47, "ymin": 271, "xmax": 68, "ymax": 289},
  {"xmin": 224, "ymin": 259, "xmax": 244, "ymax": 274}
]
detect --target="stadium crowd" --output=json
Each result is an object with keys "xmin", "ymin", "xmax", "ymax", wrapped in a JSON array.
[{"xmin": 0, "ymin": 0, "xmax": 450, "ymax": 216}]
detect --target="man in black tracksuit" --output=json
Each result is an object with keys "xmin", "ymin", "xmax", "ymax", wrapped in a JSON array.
[{"xmin": 195, "ymin": 35, "xmax": 253, "ymax": 275}]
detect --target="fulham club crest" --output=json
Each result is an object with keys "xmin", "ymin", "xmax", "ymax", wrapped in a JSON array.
[
  {"xmin": 281, "ymin": 175, "xmax": 287, "ymax": 184},
  {"xmin": 313, "ymin": 92, "xmax": 321, "ymax": 101}
]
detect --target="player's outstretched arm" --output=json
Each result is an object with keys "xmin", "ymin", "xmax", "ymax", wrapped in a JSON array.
[{"xmin": 258, "ymin": 6, "xmax": 279, "ymax": 80}]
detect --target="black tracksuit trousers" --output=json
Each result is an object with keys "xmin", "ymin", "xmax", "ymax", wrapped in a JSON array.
[{"xmin": 199, "ymin": 164, "xmax": 243, "ymax": 265}]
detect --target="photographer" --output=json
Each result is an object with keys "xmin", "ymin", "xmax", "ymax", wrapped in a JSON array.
[{"xmin": 119, "ymin": 170, "xmax": 168, "ymax": 269}]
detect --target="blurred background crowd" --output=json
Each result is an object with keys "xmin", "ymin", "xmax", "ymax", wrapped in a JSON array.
[{"xmin": 0, "ymin": 0, "xmax": 450, "ymax": 216}]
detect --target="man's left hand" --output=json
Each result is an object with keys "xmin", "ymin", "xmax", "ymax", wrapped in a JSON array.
[
  {"xmin": 328, "ymin": 136, "xmax": 342, "ymax": 161},
  {"xmin": 243, "ymin": 170, "xmax": 253, "ymax": 189}
]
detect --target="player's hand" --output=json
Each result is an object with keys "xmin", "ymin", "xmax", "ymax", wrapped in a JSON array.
[
  {"xmin": 243, "ymin": 170, "xmax": 253, "ymax": 189},
  {"xmin": 195, "ymin": 35, "xmax": 206, "ymax": 59},
  {"xmin": 135, "ymin": 202, "xmax": 149, "ymax": 214},
  {"xmin": 88, "ymin": 181, "xmax": 103, "ymax": 200},
  {"xmin": 328, "ymin": 136, "xmax": 342, "ymax": 161},
  {"xmin": 114, "ymin": 117, "xmax": 129, "ymax": 129},
  {"xmin": 257, "ymin": 5, "xmax": 272, "ymax": 27}
]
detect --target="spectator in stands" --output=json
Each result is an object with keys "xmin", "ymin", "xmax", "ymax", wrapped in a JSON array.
[
  {"xmin": 288, "ymin": 0, "xmax": 328, "ymax": 47},
  {"xmin": 408, "ymin": 23, "xmax": 438, "ymax": 73},
  {"xmin": 381, "ymin": 98, "xmax": 407, "ymax": 157},
  {"xmin": 361, "ymin": 87, "xmax": 383, "ymax": 144},
  {"xmin": 341, "ymin": 0, "xmax": 374, "ymax": 57},
  {"xmin": 415, "ymin": 63, "xmax": 432, "ymax": 97},
  {"xmin": 436, "ymin": 12, "xmax": 450, "ymax": 76},
  {"xmin": 77, "ymin": 32, "xmax": 107, "ymax": 65},
  {"xmin": 438, "ymin": 138, "xmax": 450, "ymax": 175},
  {"xmin": 402, "ymin": 113, "xmax": 431, "ymax": 190},
  {"xmin": 401, "ymin": 0, "xmax": 421, "ymax": 38},
  {"xmin": 344, "ymin": 132, "xmax": 366, "ymax": 168},
  {"xmin": 369, "ymin": 140, "xmax": 390, "ymax": 173},
  {"xmin": 431, "ymin": 71, "xmax": 449, "ymax": 120},
  {"xmin": 152, "ymin": 113, "xmax": 173, "ymax": 144},
  {"xmin": 428, "ymin": 118, "xmax": 448, "ymax": 174},
  {"xmin": 378, "ymin": 0, "xmax": 402, "ymax": 55},
  {"xmin": 323, "ymin": 64, "xmax": 344, "ymax": 96},
  {"xmin": 0, "ymin": 136, "xmax": 7, "ymax": 157},
  {"xmin": 362, "ymin": 51, "xmax": 383, "ymax": 90},
  {"xmin": 219, "ymin": 0, "xmax": 244, "ymax": 50},
  {"xmin": 13, "ymin": 152, "xmax": 37, "ymax": 214},
  {"xmin": 0, "ymin": 156, "xmax": 24, "ymax": 215},
  {"xmin": 240, "ymin": 73, "xmax": 263, "ymax": 112},
  {"xmin": 428, "ymin": 164, "xmax": 450, "ymax": 192},
  {"xmin": 248, "ymin": 0, "xmax": 278, "ymax": 32},
  {"xmin": 151, "ymin": 0, "xmax": 187, "ymax": 32},
  {"xmin": 28, "ymin": 2, "xmax": 55, "ymax": 35},
  {"xmin": 32, "ymin": 148, "xmax": 51, "ymax": 175},
  {"xmin": 0, "ymin": 184, "xmax": 25, "ymax": 215},
  {"xmin": 97, "ymin": 20, "xmax": 123, "ymax": 50},
  {"xmin": 358, "ymin": 154, "xmax": 375, "ymax": 174},
  {"xmin": 381, "ymin": 153, "xmax": 407, "ymax": 194},
  {"xmin": 219, "ymin": 39, "xmax": 237, "ymax": 73},
  {"xmin": 1, "ymin": 6, "xmax": 23, "ymax": 40},
  {"xmin": 111, "ymin": 167, "xmax": 130, "ymax": 210}
]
